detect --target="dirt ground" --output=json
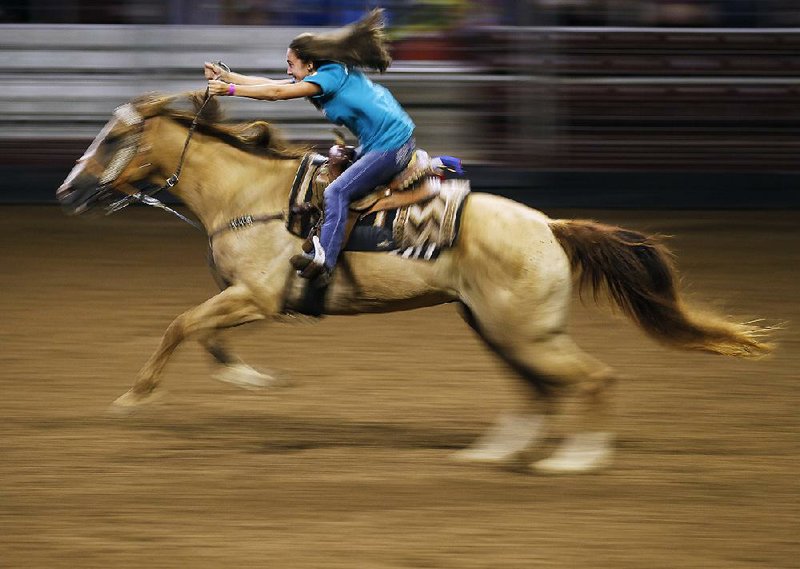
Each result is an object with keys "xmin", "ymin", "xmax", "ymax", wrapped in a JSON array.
[{"xmin": 0, "ymin": 205, "xmax": 797, "ymax": 568}]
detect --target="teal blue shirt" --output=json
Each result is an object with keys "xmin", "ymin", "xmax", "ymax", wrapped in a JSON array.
[{"xmin": 303, "ymin": 62, "xmax": 414, "ymax": 153}]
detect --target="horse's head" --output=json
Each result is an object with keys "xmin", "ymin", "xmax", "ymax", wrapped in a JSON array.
[
  {"xmin": 57, "ymin": 92, "xmax": 307, "ymax": 216},
  {"xmin": 56, "ymin": 101, "xmax": 158, "ymax": 215}
]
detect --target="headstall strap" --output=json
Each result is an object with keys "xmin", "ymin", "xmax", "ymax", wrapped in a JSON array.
[{"xmin": 98, "ymin": 104, "xmax": 145, "ymax": 187}]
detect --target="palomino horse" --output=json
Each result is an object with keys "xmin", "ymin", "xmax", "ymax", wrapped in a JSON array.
[{"xmin": 57, "ymin": 92, "xmax": 771, "ymax": 474}]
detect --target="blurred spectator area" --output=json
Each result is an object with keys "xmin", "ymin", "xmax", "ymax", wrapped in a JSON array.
[
  {"xmin": 0, "ymin": 23, "xmax": 485, "ymax": 168},
  {"xmin": 1, "ymin": 19, "xmax": 799, "ymax": 176},
  {"xmin": 479, "ymin": 27, "xmax": 800, "ymax": 170},
  {"xmin": 519, "ymin": 1, "xmax": 800, "ymax": 27},
  {"xmin": 2, "ymin": 1, "xmax": 799, "ymax": 27}
]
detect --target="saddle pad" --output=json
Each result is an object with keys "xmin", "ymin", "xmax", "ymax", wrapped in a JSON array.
[
  {"xmin": 286, "ymin": 153, "xmax": 327, "ymax": 238},
  {"xmin": 345, "ymin": 178, "xmax": 471, "ymax": 261}
]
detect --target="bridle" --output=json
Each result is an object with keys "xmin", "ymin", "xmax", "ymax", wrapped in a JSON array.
[
  {"xmin": 98, "ymin": 63, "xmax": 255, "ymax": 233},
  {"xmin": 88, "ymin": 65, "xmax": 316, "ymax": 242},
  {"xmin": 101, "ymin": 91, "xmax": 215, "ymax": 232}
]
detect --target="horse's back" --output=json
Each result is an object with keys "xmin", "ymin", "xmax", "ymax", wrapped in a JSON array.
[
  {"xmin": 450, "ymin": 192, "xmax": 572, "ymax": 330},
  {"xmin": 455, "ymin": 192, "xmax": 565, "ymax": 267}
]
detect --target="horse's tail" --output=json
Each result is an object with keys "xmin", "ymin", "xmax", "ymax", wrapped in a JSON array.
[{"xmin": 548, "ymin": 219, "xmax": 773, "ymax": 358}]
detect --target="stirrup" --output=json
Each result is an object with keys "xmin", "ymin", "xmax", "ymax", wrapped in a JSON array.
[{"xmin": 290, "ymin": 235, "xmax": 327, "ymax": 279}]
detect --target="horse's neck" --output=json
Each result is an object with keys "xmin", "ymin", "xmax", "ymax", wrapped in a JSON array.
[{"xmin": 152, "ymin": 118, "xmax": 299, "ymax": 231}]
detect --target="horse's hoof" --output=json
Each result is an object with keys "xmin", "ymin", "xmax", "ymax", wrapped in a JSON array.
[
  {"xmin": 532, "ymin": 454, "xmax": 613, "ymax": 475},
  {"xmin": 450, "ymin": 447, "xmax": 517, "ymax": 465},
  {"xmin": 213, "ymin": 363, "xmax": 289, "ymax": 391},
  {"xmin": 450, "ymin": 413, "xmax": 546, "ymax": 465},
  {"xmin": 531, "ymin": 431, "xmax": 614, "ymax": 475},
  {"xmin": 108, "ymin": 389, "xmax": 165, "ymax": 415}
]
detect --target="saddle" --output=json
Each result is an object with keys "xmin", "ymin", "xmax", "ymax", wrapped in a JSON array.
[
  {"xmin": 300, "ymin": 147, "xmax": 441, "ymax": 216},
  {"xmin": 286, "ymin": 145, "xmax": 470, "ymax": 261}
]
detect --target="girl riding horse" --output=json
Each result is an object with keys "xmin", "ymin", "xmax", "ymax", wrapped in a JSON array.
[{"xmin": 205, "ymin": 8, "xmax": 415, "ymax": 281}]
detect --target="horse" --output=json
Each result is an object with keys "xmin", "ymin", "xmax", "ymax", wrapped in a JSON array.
[{"xmin": 56, "ymin": 92, "xmax": 772, "ymax": 474}]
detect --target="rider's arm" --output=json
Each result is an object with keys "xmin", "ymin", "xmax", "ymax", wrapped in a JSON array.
[
  {"xmin": 208, "ymin": 79, "xmax": 321, "ymax": 100},
  {"xmin": 228, "ymin": 72, "xmax": 294, "ymax": 86},
  {"xmin": 204, "ymin": 62, "xmax": 293, "ymax": 86}
]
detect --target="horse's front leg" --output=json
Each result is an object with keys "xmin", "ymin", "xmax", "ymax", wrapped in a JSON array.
[
  {"xmin": 201, "ymin": 333, "xmax": 288, "ymax": 391},
  {"xmin": 112, "ymin": 284, "xmax": 267, "ymax": 409}
]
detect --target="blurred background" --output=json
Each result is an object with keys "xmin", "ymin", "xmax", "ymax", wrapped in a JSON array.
[
  {"xmin": 1, "ymin": 0, "xmax": 799, "ymax": 207},
  {"xmin": 2, "ymin": 5, "xmax": 798, "ymax": 567}
]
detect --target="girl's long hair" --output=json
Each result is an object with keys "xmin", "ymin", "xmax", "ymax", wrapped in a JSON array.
[{"xmin": 289, "ymin": 8, "xmax": 392, "ymax": 72}]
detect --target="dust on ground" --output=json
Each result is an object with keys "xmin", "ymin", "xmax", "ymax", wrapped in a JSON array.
[{"xmin": 1, "ymin": 206, "xmax": 797, "ymax": 568}]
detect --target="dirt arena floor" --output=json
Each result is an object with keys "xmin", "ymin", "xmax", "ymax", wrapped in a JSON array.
[{"xmin": 1, "ymin": 205, "xmax": 797, "ymax": 568}]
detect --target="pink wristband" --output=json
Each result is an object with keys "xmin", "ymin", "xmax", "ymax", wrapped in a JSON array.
[{"xmin": 227, "ymin": 83, "xmax": 236, "ymax": 96}]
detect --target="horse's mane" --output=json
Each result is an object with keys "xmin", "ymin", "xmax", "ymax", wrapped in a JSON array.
[{"xmin": 132, "ymin": 92, "xmax": 307, "ymax": 159}]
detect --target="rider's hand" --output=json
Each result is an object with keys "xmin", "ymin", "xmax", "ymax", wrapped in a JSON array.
[
  {"xmin": 204, "ymin": 61, "xmax": 225, "ymax": 80},
  {"xmin": 208, "ymin": 79, "xmax": 231, "ymax": 96}
]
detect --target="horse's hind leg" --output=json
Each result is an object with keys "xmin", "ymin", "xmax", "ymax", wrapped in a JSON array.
[
  {"xmin": 454, "ymin": 303, "xmax": 617, "ymax": 474},
  {"xmin": 201, "ymin": 333, "xmax": 288, "ymax": 391},
  {"xmin": 112, "ymin": 284, "xmax": 267, "ymax": 409},
  {"xmin": 450, "ymin": 199, "xmax": 617, "ymax": 472},
  {"xmin": 504, "ymin": 332, "xmax": 618, "ymax": 474}
]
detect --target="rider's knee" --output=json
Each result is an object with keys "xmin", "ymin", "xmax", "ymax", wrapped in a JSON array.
[{"xmin": 323, "ymin": 185, "xmax": 340, "ymax": 202}]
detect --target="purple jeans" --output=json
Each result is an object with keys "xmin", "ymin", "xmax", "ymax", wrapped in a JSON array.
[{"xmin": 319, "ymin": 137, "xmax": 414, "ymax": 270}]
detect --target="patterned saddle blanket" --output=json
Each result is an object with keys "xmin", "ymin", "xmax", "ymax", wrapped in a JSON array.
[{"xmin": 286, "ymin": 150, "xmax": 470, "ymax": 261}]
